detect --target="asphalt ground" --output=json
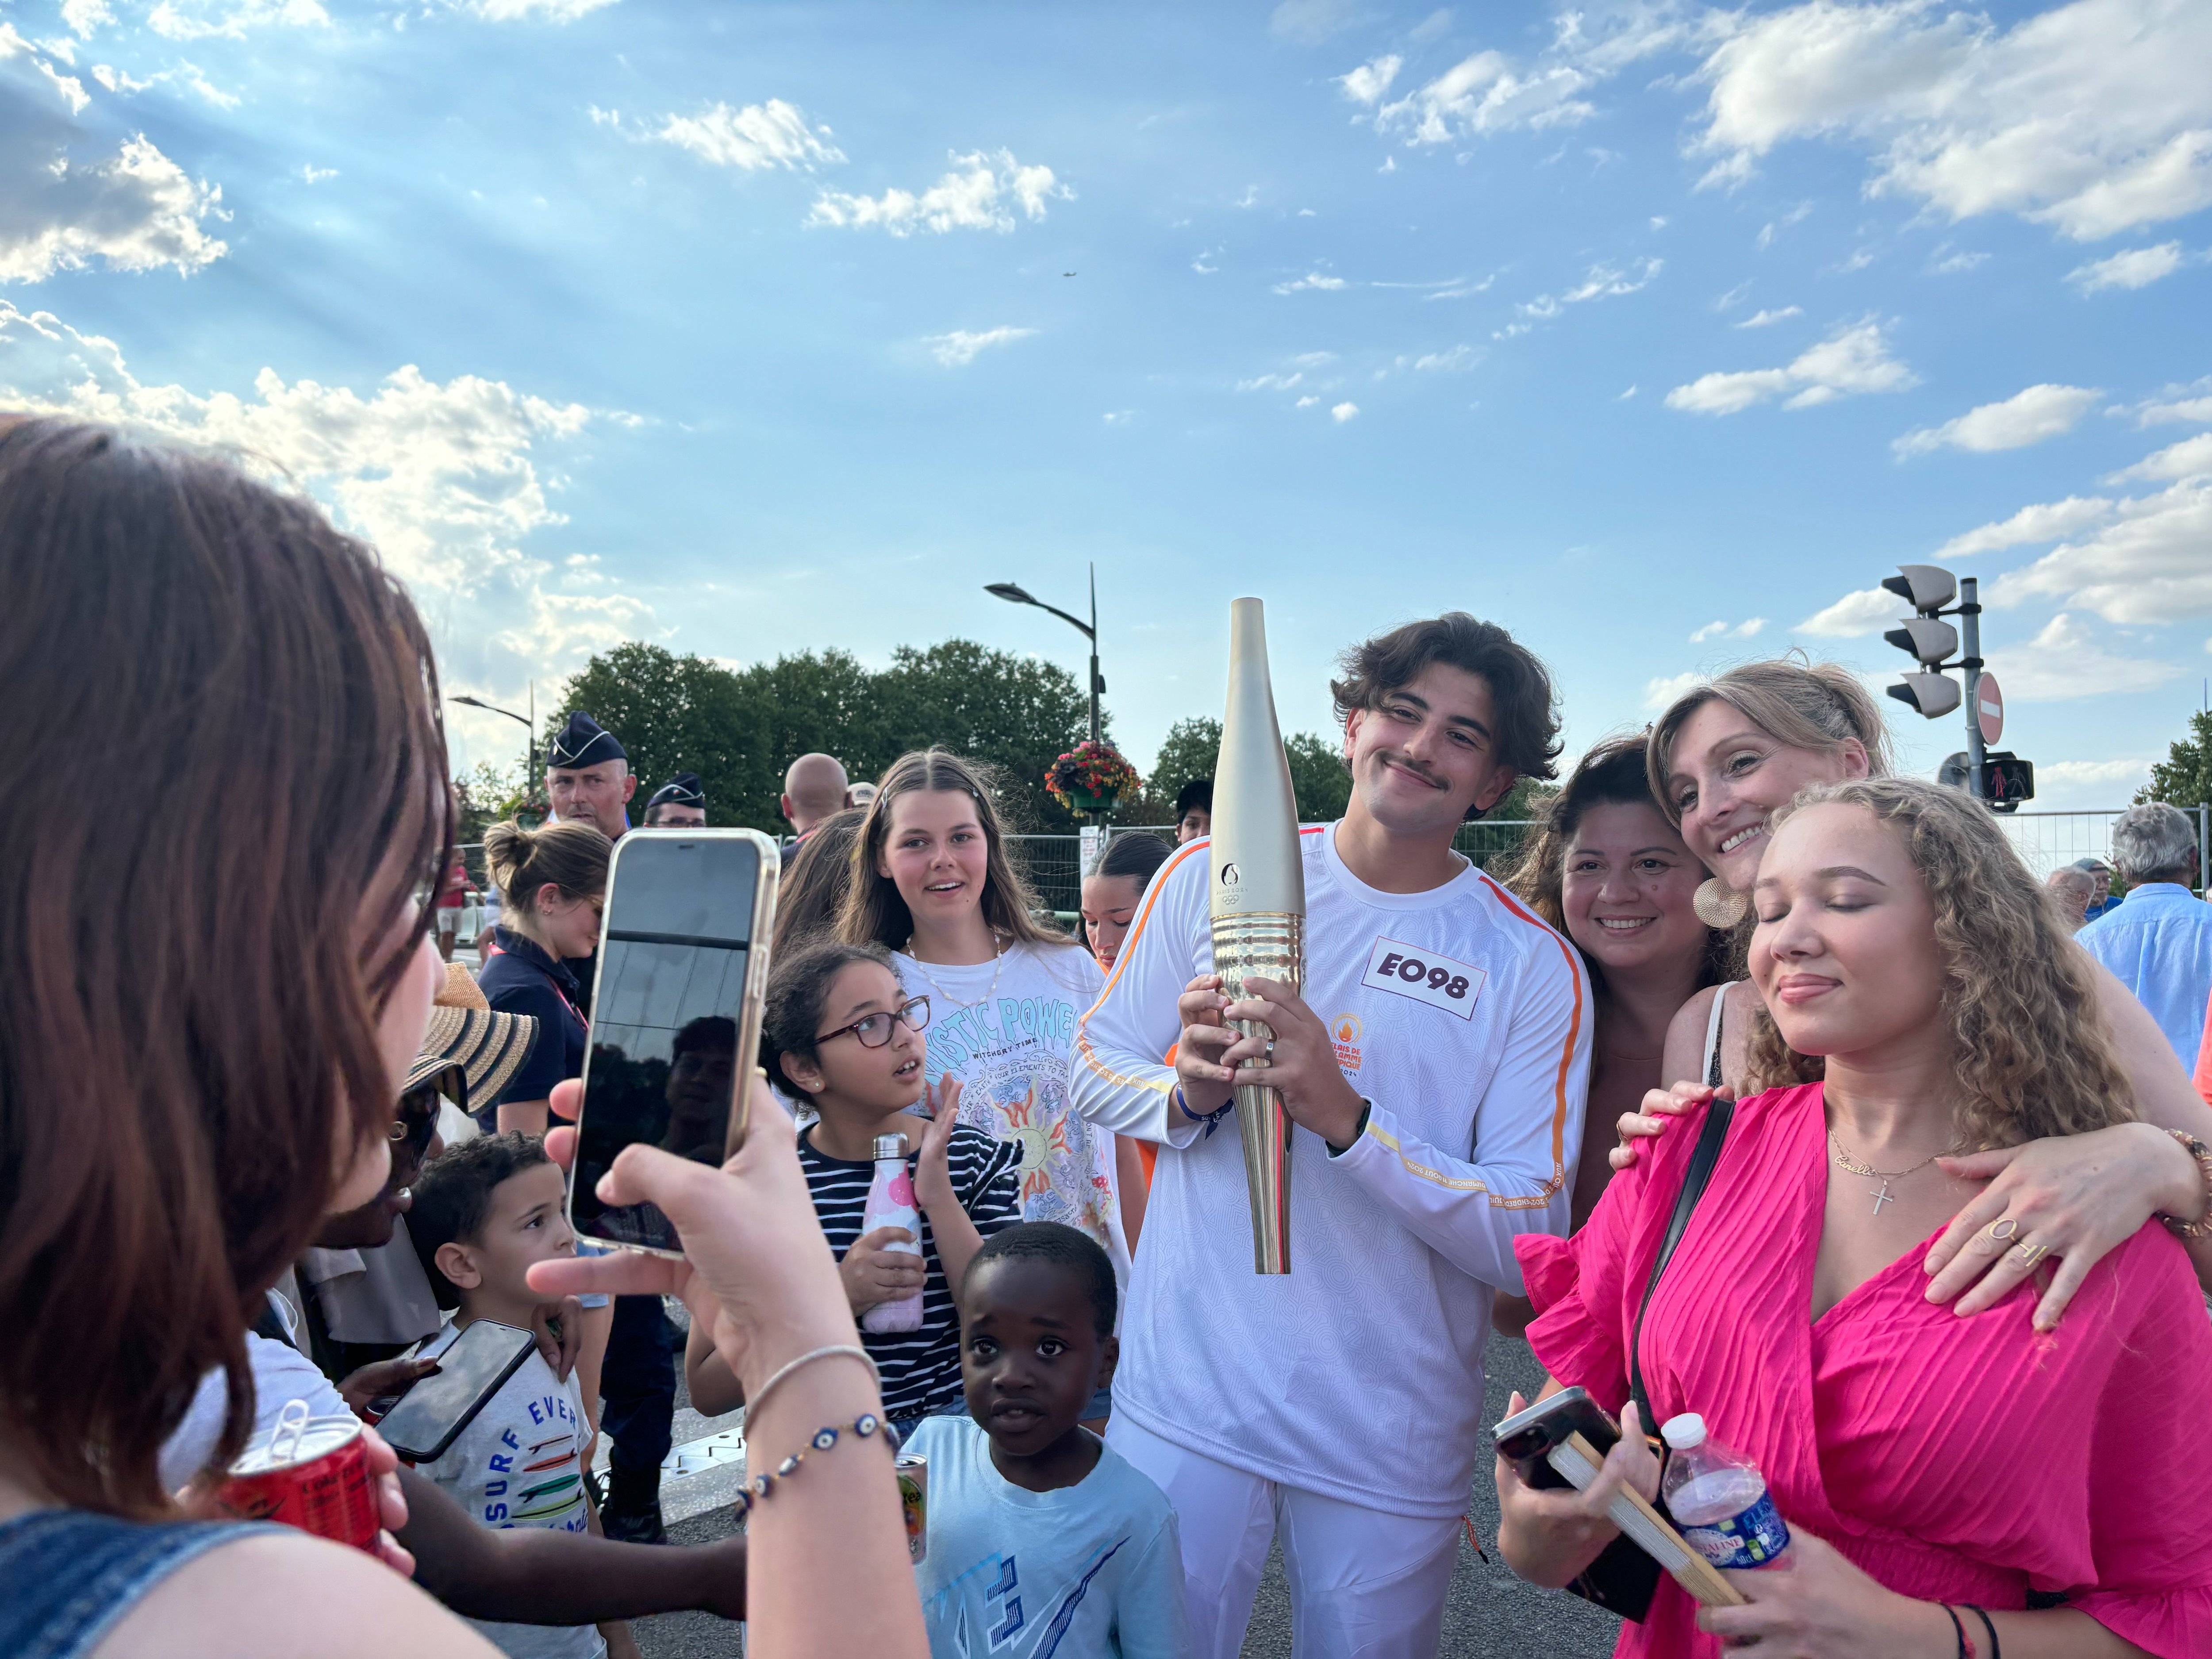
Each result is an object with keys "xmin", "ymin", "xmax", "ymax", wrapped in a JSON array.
[{"xmin": 627, "ymin": 1323, "xmax": 1621, "ymax": 1659}]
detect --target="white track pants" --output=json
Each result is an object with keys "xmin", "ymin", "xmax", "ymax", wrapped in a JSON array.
[{"xmin": 1108, "ymin": 1415, "xmax": 1462, "ymax": 1659}]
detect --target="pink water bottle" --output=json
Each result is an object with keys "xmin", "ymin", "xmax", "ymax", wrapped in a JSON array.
[{"xmin": 861, "ymin": 1133, "xmax": 924, "ymax": 1333}]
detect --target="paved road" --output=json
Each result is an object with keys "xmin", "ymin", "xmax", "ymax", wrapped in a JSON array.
[{"xmin": 629, "ymin": 1328, "xmax": 1620, "ymax": 1658}]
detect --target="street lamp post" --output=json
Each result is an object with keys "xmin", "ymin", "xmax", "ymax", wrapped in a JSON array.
[
  {"xmin": 985, "ymin": 566, "xmax": 1103, "ymax": 745},
  {"xmin": 450, "ymin": 685, "xmax": 536, "ymax": 799}
]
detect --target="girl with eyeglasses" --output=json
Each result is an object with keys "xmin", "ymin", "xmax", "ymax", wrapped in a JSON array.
[{"xmin": 685, "ymin": 940, "xmax": 1024, "ymax": 1444}]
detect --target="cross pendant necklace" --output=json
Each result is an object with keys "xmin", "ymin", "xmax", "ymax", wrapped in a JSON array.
[{"xmin": 1828, "ymin": 1131, "xmax": 1943, "ymax": 1217}]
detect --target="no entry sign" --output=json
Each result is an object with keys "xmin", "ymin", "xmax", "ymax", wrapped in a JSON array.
[{"xmin": 1977, "ymin": 674, "xmax": 2005, "ymax": 746}]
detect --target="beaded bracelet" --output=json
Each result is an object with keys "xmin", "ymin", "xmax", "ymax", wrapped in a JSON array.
[{"xmin": 731, "ymin": 1412, "xmax": 899, "ymax": 1518}]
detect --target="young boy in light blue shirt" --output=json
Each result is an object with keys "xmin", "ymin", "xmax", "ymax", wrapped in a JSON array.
[{"xmin": 903, "ymin": 1222, "xmax": 1188, "ymax": 1659}]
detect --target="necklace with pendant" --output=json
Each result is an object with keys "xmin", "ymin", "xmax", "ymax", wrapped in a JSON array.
[
  {"xmin": 1828, "ymin": 1130, "xmax": 1945, "ymax": 1217},
  {"xmin": 903, "ymin": 933, "xmax": 1006, "ymax": 1014}
]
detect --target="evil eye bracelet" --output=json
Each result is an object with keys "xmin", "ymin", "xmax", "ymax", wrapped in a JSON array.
[{"xmin": 731, "ymin": 1412, "xmax": 900, "ymax": 1518}]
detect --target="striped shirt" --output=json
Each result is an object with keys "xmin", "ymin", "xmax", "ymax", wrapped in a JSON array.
[{"xmin": 799, "ymin": 1122, "xmax": 1022, "ymax": 1419}]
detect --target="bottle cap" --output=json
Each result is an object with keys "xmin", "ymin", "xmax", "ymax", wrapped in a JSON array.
[
  {"xmin": 872, "ymin": 1133, "xmax": 908, "ymax": 1161},
  {"xmin": 1661, "ymin": 1413, "xmax": 1707, "ymax": 1451}
]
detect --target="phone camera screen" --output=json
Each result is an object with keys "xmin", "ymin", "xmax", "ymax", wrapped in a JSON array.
[{"xmin": 572, "ymin": 834, "xmax": 760, "ymax": 1253}]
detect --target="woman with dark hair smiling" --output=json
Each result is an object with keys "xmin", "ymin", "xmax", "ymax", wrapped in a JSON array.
[{"xmin": 0, "ymin": 420, "xmax": 926, "ymax": 1659}]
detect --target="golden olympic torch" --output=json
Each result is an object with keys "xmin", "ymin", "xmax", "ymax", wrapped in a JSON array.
[{"xmin": 1210, "ymin": 597, "xmax": 1306, "ymax": 1275}]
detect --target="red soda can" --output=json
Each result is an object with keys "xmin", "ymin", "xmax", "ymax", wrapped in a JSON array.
[{"xmin": 217, "ymin": 1398, "xmax": 380, "ymax": 1552}]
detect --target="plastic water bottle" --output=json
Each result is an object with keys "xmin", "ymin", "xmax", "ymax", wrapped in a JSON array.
[
  {"xmin": 1661, "ymin": 1414, "xmax": 1791, "ymax": 1570},
  {"xmin": 860, "ymin": 1133, "xmax": 924, "ymax": 1334}
]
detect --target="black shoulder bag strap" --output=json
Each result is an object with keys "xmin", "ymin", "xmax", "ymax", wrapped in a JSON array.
[
  {"xmin": 1630, "ymin": 1097, "xmax": 1735, "ymax": 1432},
  {"xmin": 1561, "ymin": 1096, "xmax": 1736, "ymax": 1623}
]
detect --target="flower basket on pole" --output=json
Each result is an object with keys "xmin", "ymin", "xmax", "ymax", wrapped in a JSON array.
[{"xmin": 1046, "ymin": 741, "xmax": 1141, "ymax": 822}]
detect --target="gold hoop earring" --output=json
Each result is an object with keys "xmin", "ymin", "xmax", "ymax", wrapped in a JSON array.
[{"xmin": 1693, "ymin": 877, "xmax": 1748, "ymax": 929}]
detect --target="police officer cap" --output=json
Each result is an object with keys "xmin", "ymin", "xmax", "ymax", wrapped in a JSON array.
[
  {"xmin": 547, "ymin": 711, "xmax": 626, "ymax": 770},
  {"xmin": 648, "ymin": 772, "xmax": 706, "ymax": 810}
]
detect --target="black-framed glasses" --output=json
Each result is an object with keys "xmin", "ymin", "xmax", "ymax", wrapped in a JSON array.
[
  {"xmin": 815, "ymin": 996, "xmax": 931, "ymax": 1050},
  {"xmin": 390, "ymin": 1080, "xmax": 448, "ymax": 1148}
]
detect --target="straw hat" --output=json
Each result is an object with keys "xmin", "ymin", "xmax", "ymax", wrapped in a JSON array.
[{"xmin": 401, "ymin": 962, "xmax": 538, "ymax": 1111}]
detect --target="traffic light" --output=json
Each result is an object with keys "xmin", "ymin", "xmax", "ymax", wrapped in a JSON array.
[
  {"xmin": 1980, "ymin": 752, "xmax": 2035, "ymax": 811},
  {"xmin": 1882, "ymin": 564, "xmax": 1964, "ymax": 720}
]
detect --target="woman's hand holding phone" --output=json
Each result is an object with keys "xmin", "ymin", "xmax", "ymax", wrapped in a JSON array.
[{"xmin": 1493, "ymin": 1392, "xmax": 1661, "ymax": 1590}]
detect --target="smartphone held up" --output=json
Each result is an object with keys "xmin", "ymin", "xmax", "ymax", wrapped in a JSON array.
[{"xmin": 568, "ymin": 828, "xmax": 780, "ymax": 1258}]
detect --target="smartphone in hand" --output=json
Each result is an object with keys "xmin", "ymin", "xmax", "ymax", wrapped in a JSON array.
[
  {"xmin": 375, "ymin": 1321, "xmax": 537, "ymax": 1463},
  {"xmin": 568, "ymin": 828, "xmax": 780, "ymax": 1258}
]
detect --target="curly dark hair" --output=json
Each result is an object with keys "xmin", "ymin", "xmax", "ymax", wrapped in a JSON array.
[{"xmin": 1330, "ymin": 612, "xmax": 1562, "ymax": 818}]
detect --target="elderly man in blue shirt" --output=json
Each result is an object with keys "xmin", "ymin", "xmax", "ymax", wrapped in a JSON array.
[{"xmin": 2078, "ymin": 803, "xmax": 2212, "ymax": 1065}]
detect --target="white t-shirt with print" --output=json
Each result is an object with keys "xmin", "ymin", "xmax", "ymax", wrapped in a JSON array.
[
  {"xmin": 416, "ymin": 1320, "xmax": 605, "ymax": 1659},
  {"xmin": 894, "ymin": 939, "xmax": 1125, "ymax": 1293}
]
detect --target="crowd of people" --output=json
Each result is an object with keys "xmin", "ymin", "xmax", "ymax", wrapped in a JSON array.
[{"xmin": 5, "ymin": 412, "xmax": 2212, "ymax": 1659}]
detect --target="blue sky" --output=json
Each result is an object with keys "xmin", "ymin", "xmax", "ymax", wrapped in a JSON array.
[{"xmin": 3, "ymin": 0, "xmax": 2209, "ymax": 809}]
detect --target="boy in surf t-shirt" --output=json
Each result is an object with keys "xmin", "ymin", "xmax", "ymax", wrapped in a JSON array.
[{"xmin": 408, "ymin": 1132, "xmax": 622, "ymax": 1659}]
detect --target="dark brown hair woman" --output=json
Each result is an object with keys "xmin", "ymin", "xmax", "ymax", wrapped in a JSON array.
[{"xmin": 0, "ymin": 419, "xmax": 497, "ymax": 1656}]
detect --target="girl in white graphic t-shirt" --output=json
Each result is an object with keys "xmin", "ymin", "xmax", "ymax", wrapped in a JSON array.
[{"xmin": 837, "ymin": 749, "xmax": 1121, "ymax": 1419}]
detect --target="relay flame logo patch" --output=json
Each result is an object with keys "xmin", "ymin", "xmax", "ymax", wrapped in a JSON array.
[{"xmin": 1330, "ymin": 1012, "xmax": 1363, "ymax": 1072}]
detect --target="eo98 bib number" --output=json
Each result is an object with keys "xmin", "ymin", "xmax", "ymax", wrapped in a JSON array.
[{"xmin": 1360, "ymin": 937, "xmax": 1486, "ymax": 1022}]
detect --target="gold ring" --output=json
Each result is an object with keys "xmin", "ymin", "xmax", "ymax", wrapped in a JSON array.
[
  {"xmin": 2011, "ymin": 1241, "xmax": 2050, "ymax": 1267},
  {"xmin": 1988, "ymin": 1218, "xmax": 2022, "ymax": 1243}
]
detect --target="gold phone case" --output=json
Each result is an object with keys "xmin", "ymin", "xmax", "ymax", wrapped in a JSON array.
[{"xmin": 569, "ymin": 826, "xmax": 781, "ymax": 1261}]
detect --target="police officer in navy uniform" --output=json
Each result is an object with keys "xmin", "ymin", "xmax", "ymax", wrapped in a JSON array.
[
  {"xmin": 541, "ymin": 712, "xmax": 680, "ymax": 1545},
  {"xmin": 642, "ymin": 772, "xmax": 707, "ymax": 829}
]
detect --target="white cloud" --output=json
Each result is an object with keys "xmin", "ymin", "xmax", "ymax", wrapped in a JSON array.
[
  {"xmin": 923, "ymin": 326, "xmax": 1036, "ymax": 367},
  {"xmin": 61, "ymin": 0, "xmax": 113, "ymax": 37},
  {"xmin": 0, "ymin": 300, "xmax": 631, "ymax": 714},
  {"xmin": 810, "ymin": 150, "xmax": 1068, "ymax": 236},
  {"xmin": 1237, "ymin": 371, "xmax": 1304, "ymax": 392},
  {"xmin": 2111, "ymin": 432, "xmax": 2212, "ymax": 483},
  {"xmin": 1411, "ymin": 344, "xmax": 1479, "ymax": 372},
  {"xmin": 1984, "ymin": 612, "xmax": 2180, "ymax": 699},
  {"xmin": 1734, "ymin": 305, "xmax": 1801, "ymax": 328},
  {"xmin": 470, "ymin": 0, "xmax": 618, "ymax": 18},
  {"xmin": 653, "ymin": 100, "xmax": 843, "ymax": 172},
  {"xmin": 1937, "ymin": 495, "xmax": 2115, "ymax": 558},
  {"xmin": 1331, "ymin": 401, "xmax": 1359, "ymax": 422},
  {"xmin": 1274, "ymin": 271, "xmax": 1348, "ymax": 293},
  {"xmin": 1686, "ymin": 0, "xmax": 2212, "ymax": 240},
  {"xmin": 301, "ymin": 163, "xmax": 338, "ymax": 184},
  {"xmin": 1272, "ymin": 0, "xmax": 1369, "ymax": 44},
  {"xmin": 1666, "ymin": 320, "xmax": 1916, "ymax": 415},
  {"xmin": 0, "ymin": 33, "xmax": 227, "ymax": 281},
  {"xmin": 1994, "ymin": 468, "xmax": 2212, "ymax": 622},
  {"xmin": 1296, "ymin": 394, "xmax": 1319, "ymax": 407},
  {"xmin": 1690, "ymin": 617, "xmax": 1768, "ymax": 643},
  {"xmin": 1893, "ymin": 383, "xmax": 2101, "ymax": 457},
  {"xmin": 2134, "ymin": 381, "xmax": 2212, "ymax": 425},
  {"xmin": 1374, "ymin": 50, "xmax": 1595, "ymax": 144},
  {"xmin": 1797, "ymin": 586, "xmax": 1898, "ymax": 638},
  {"xmin": 146, "ymin": 0, "xmax": 327, "ymax": 41},
  {"xmin": 1337, "ymin": 54, "xmax": 1401, "ymax": 106},
  {"xmin": 1930, "ymin": 248, "xmax": 1987, "ymax": 273},
  {"xmin": 2066, "ymin": 242, "xmax": 2193, "ymax": 291},
  {"xmin": 1643, "ymin": 671, "xmax": 1705, "ymax": 712}
]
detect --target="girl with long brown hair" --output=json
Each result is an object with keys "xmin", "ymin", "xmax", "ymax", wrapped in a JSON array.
[
  {"xmin": 1616, "ymin": 658, "xmax": 2212, "ymax": 1329},
  {"xmin": 837, "ymin": 751, "xmax": 1125, "ymax": 1417}
]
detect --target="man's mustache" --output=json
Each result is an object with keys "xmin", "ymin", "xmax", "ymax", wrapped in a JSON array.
[{"xmin": 1370, "ymin": 749, "xmax": 1447, "ymax": 791}]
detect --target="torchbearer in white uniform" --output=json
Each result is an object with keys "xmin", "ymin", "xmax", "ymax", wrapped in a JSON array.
[{"xmin": 1070, "ymin": 613, "xmax": 1592, "ymax": 1659}]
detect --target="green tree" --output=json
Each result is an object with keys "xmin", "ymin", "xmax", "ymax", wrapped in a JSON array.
[
  {"xmin": 1283, "ymin": 731, "xmax": 1352, "ymax": 822},
  {"xmin": 2140, "ymin": 710, "xmax": 2212, "ymax": 810},
  {"xmin": 553, "ymin": 639, "xmax": 1093, "ymax": 833}
]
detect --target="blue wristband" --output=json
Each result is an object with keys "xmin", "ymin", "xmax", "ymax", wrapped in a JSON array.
[{"xmin": 1173, "ymin": 1083, "xmax": 1233, "ymax": 1139}]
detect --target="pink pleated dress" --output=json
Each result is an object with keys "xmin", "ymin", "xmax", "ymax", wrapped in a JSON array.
[{"xmin": 1517, "ymin": 1082, "xmax": 2212, "ymax": 1659}]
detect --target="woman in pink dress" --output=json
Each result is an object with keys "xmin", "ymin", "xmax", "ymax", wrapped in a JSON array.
[{"xmin": 1498, "ymin": 777, "xmax": 2212, "ymax": 1658}]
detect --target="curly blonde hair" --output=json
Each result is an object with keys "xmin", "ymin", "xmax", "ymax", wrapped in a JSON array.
[{"xmin": 1744, "ymin": 777, "xmax": 2134, "ymax": 1148}]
